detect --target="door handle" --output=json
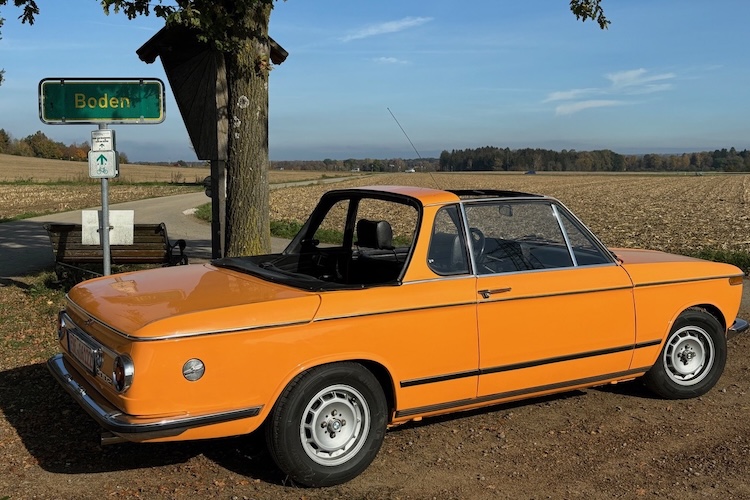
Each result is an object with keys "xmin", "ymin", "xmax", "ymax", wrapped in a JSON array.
[{"xmin": 479, "ymin": 288, "xmax": 511, "ymax": 299}]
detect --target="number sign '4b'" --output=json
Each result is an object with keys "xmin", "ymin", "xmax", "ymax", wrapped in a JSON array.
[{"xmin": 39, "ymin": 78, "xmax": 165, "ymax": 124}]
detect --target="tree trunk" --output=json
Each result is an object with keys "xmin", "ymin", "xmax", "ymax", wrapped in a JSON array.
[{"xmin": 224, "ymin": 4, "xmax": 272, "ymax": 257}]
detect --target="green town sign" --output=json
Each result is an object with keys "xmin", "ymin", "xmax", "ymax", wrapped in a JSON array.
[{"xmin": 39, "ymin": 78, "xmax": 165, "ymax": 124}]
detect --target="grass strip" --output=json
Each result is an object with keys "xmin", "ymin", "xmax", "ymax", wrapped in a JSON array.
[{"xmin": 691, "ymin": 248, "xmax": 750, "ymax": 274}]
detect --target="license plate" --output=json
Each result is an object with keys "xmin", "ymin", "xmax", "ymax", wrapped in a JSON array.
[{"xmin": 68, "ymin": 331, "xmax": 99, "ymax": 375}]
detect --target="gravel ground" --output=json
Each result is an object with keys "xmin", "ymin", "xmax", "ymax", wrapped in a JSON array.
[{"xmin": 2, "ymin": 325, "xmax": 749, "ymax": 499}]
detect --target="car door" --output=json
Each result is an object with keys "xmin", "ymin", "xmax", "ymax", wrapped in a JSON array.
[{"xmin": 464, "ymin": 200, "xmax": 637, "ymax": 400}]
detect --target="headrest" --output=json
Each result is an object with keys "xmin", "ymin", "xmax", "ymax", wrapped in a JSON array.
[{"xmin": 356, "ymin": 219, "xmax": 394, "ymax": 250}]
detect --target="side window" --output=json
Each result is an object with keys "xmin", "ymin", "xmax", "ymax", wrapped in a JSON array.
[
  {"xmin": 354, "ymin": 198, "xmax": 418, "ymax": 249},
  {"xmin": 428, "ymin": 205, "xmax": 469, "ymax": 275},
  {"xmin": 558, "ymin": 210, "xmax": 611, "ymax": 266},
  {"xmin": 464, "ymin": 202, "xmax": 574, "ymax": 274},
  {"xmin": 313, "ymin": 199, "xmax": 349, "ymax": 246}
]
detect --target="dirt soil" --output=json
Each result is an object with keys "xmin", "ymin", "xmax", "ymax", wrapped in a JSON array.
[
  {"xmin": 0, "ymin": 299, "xmax": 748, "ymax": 500},
  {"xmin": 2, "ymin": 172, "xmax": 750, "ymax": 499}
]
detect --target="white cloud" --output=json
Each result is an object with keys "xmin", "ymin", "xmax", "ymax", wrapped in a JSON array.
[
  {"xmin": 543, "ymin": 88, "xmax": 600, "ymax": 103},
  {"xmin": 605, "ymin": 68, "xmax": 675, "ymax": 88},
  {"xmin": 341, "ymin": 16, "xmax": 433, "ymax": 42},
  {"xmin": 624, "ymin": 83, "xmax": 674, "ymax": 95},
  {"xmin": 555, "ymin": 100, "xmax": 625, "ymax": 116},
  {"xmin": 546, "ymin": 69, "xmax": 676, "ymax": 114},
  {"xmin": 373, "ymin": 56, "xmax": 409, "ymax": 65}
]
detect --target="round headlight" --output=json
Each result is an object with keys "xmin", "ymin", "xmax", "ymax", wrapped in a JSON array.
[
  {"xmin": 113, "ymin": 354, "xmax": 134, "ymax": 393},
  {"xmin": 182, "ymin": 358, "xmax": 205, "ymax": 382}
]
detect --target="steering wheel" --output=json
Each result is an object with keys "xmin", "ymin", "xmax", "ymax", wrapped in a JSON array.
[{"xmin": 469, "ymin": 227, "xmax": 486, "ymax": 261}]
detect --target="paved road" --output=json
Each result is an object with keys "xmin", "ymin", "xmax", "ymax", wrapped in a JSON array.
[
  {"xmin": 0, "ymin": 192, "xmax": 289, "ymax": 279},
  {"xmin": 0, "ymin": 175, "xmax": 371, "ymax": 279}
]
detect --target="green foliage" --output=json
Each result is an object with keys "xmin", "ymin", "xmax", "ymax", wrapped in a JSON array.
[
  {"xmin": 0, "ymin": 0, "xmax": 38, "ymax": 25},
  {"xmin": 193, "ymin": 210, "xmax": 343, "ymax": 244},
  {"xmin": 439, "ymin": 146, "xmax": 750, "ymax": 173},
  {"xmin": 102, "ymin": 0, "xmax": 276, "ymax": 51},
  {"xmin": 24, "ymin": 130, "xmax": 63, "ymax": 159},
  {"xmin": 270, "ymin": 219, "xmax": 304, "ymax": 239},
  {"xmin": 0, "ymin": 0, "xmax": 39, "ymax": 86},
  {"xmin": 0, "ymin": 128, "xmax": 9, "ymax": 153},
  {"xmin": 0, "ymin": 130, "xmax": 110, "ymax": 161},
  {"xmin": 194, "ymin": 202, "xmax": 212, "ymax": 222},
  {"xmin": 0, "ymin": 211, "xmax": 45, "ymax": 223},
  {"xmin": 569, "ymin": 0, "xmax": 609, "ymax": 29},
  {"xmin": 691, "ymin": 248, "xmax": 750, "ymax": 275}
]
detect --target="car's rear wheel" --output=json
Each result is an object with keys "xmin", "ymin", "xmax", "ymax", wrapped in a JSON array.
[
  {"xmin": 265, "ymin": 362, "xmax": 387, "ymax": 487},
  {"xmin": 644, "ymin": 308, "xmax": 726, "ymax": 399}
]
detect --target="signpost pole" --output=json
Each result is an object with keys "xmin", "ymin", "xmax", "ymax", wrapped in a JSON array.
[
  {"xmin": 99, "ymin": 123, "xmax": 111, "ymax": 276},
  {"xmin": 38, "ymin": 78, "xmax": 164, "ymax": 276}
]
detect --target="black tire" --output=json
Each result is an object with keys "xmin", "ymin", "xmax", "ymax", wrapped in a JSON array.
[
  {"xmin": 644, "ymin": 308, "xmax": 727, "ymax": 399},
  {"xmin": 265, "ymin": 362, "xmax": 387, "ymax": 487}
]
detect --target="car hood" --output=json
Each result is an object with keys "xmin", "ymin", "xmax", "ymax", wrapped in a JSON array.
[
  {"xmin": 67, "ymin": 263, "xmax": 321, "ymax": 339},
  {"xmin": 612, "ymin": 247, "xmax": 743, "ymax": 285}
]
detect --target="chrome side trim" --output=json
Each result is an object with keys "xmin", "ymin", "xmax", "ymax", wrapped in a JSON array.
[
  {"xmin": 317, "ymin": 284, "xmax": 634, "ymax": 322},
  {"xmin": 477, "ymin": 284, "xmax": 632, "ymax": 304},
  {"xmin": 633, "ymin": 274, "xmax": 744, "ymax": 288},
  {"xmin": 728, "ymin": 318, "xmax": 749, "ymax": 340},
  {"xmin": 47, "ymin": 354, "xmax": 262, "ymax": 439},
  {"xmin": 313, "ymin": 300, "xmax": 477, "ymax": 323},
  {"xmin": 399, "ymin": 340, "xmax": 660, "ymax": 388},
  {"xmin": 396, "ymin": 367, "xmax": 650, "ymax": 418}
]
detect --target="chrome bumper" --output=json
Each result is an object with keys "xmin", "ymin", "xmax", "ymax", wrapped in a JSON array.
[
  {"xmin": 47, "ymin": 354, "xmax": 262, "ymax": 442},
  {"xmin": 728, "ymin": 318, "xmax": 749, "ymax": 340}
]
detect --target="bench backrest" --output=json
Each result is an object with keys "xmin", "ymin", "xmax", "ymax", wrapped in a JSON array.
[{"xmin": 44, "ymin": 223, "xmax": 172, "ymax": 264}]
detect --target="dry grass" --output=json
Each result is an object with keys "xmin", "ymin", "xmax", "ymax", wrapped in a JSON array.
[
  {"xmin": 0, "ymin": 153, "xmax": 359, "ymax": 184},
  {"xmin": 0, "ymin": 154, "xmax": 360, "ymax": 220},
  {"xmin": 0, "ymin": 184, "xmax": 202, "ymax": 220},
  {"xmin": 0, "ymin": 153, "xmax": 210, "ymax": 184}
]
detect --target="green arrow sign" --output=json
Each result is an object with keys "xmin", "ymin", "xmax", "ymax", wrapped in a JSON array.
[{"xmin": 39, "ymin": 78, "xmax": 165, "ymax": 124}]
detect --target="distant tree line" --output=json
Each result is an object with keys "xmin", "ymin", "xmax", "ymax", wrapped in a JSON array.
[
  {"xmin": 439, "ymin": 146, "xmax": 750, "ymax": 172},
  {"xmin": 0, "ymin": 128, "xmax": 130, "ymax": 164},
  {"xmin": 271, "ymin": 157, "xmax": 440, "ymax": 172},
  {"xmin": 4, "ymin": 128, "xmax": 750, "ymax": 173}
]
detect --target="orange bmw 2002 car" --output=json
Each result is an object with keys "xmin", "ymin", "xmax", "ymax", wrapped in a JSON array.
[{"xmin": 48, "ymin": 186, "xmax": 747, "ymax": 486}]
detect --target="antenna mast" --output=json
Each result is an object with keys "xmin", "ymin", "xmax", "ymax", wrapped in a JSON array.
[
  {"xmin": 387, "ymin": 107, "xmax": 422, "ymax": 159},
  {"xmin": 386, "ymin": 108, "xmax": 441, "ymax": 188}
]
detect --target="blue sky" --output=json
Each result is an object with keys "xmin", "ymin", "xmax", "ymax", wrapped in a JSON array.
[{"xmin": 1, "ymin": 0, "xmax": 749, "ymax": 162}]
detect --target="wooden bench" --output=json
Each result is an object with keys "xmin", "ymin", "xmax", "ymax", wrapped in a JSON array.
[{"xmin": 44, "ymin": 222, "xmax": 187, "ymax": 281}]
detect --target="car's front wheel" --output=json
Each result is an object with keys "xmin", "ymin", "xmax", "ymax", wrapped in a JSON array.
[
  {"xmin": 644, "ymin": 308, "xmax": 727, "ymax": 399},
  {"xmin": 265, "ymin": 362, "xmax": 387, "ymax": 487}
]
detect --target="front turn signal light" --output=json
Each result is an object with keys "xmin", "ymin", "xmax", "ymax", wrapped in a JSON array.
[{"xmin": 729, "ymin": 276, "xmax": 744, "ymax": 286}]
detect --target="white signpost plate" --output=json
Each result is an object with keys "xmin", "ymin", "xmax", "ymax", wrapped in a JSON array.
[
  {"xmin": 91, "ymin": 129, "xmax": 116, "ymax": 152},
  {"xmin": 88, "ymin": 150, "xmax": 119, "ymax": 178}
]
